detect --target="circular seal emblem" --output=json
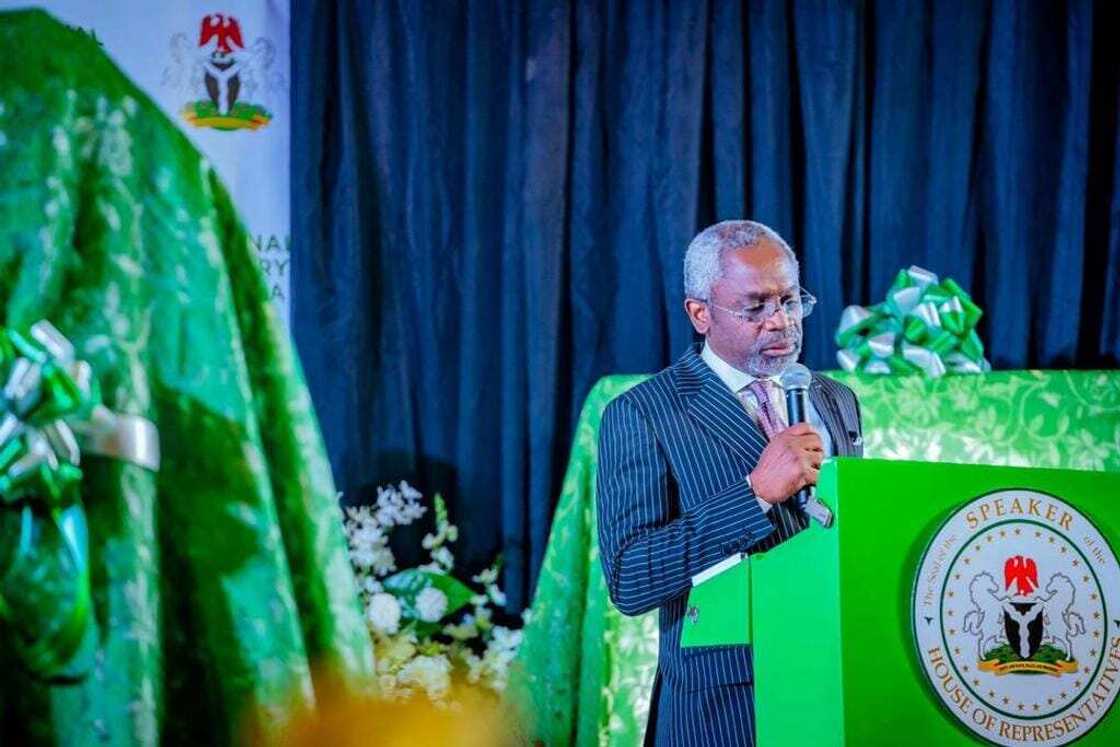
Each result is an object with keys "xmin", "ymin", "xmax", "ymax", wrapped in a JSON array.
[{"xmin": 913, "ymin": 490, "xmax": 1120, "ymax": 745}]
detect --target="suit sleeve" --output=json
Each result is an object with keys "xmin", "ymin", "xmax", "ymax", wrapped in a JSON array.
[
  {"xmin": 844, "ymin": 385, "xmax": 864, "ymax": 458},
  {"xmin": 596, "ymin": 395, "xmax": 775, "ymax": 617}
]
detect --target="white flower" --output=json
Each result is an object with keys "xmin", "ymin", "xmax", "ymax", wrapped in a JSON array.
[
  {"xmin": 351, "ymin": 523, "xmax": 382, "ymax": 547},
  {"xmin": 430, "ymin": 546, "xmax": 455, "ymax": 571},
  {"xmin": 376, "ymin": 631, "xmax": 418, "ymax": 667},
  {"xmin": 462, "ymin": 650, "xmax": 484, "ymax": 683},
  {"xmin": 398, "ymin": 654, "xmax": 452, "ymax": 700},
  {"xmin": 398, "ymin": 481, "xmax": 424, "ymax": 503},
  {"xmin": 344, "ymin": 504, "xmax": 372, "ymax": 523},
  {"xmin": 368, "ymin": 547, "xmax": 397, "ymax": 577},
  {"xmin": 366, "ymin": 592, "xmax": 402, "ymax": 634},
  {"xmin": 487, "ymin": 584, "xmax": 507, "ymax": 607},
  {"xmin": 377, "ymin": 673, "xmax": 399, "ymax": 697},
  {"xmin": 477, "ymin": 626, "xmax": 523, "ymax": 692},
  {"xmin": 349, "ymin": 541, "xmax": 397, "ymax": 577},
  {"xmin": 374, "ymin": 482, "xmax": 427, "ymax": 527},
  {"xmin": 472, "ymin": 566, "xmax": 499, "ymax": 586},
  {"xmin": 344, "ymin": 505, "xmax": 399, "ymax": 577},
  {"xmin": 349, "ymin": 545, "xmax": 378, "ymax": 571},
  {"xmin": 342, "ymin": 481, "xmax": 526, "ymax": 699},
  {"xmin": 443, "ymin": 617, "xmax": 478, "ymax": 641},
  {"xmin": 416, "ymin": 587, "xmax": 449, "ymax": 622}
]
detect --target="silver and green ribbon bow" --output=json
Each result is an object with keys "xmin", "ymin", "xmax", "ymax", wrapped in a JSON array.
[
  {"xmin": 835, "ymin": 266, "xmax": 991, "ymax": 377},
  {"xmin": 0, "ymin": 320, "xmax": 159, "ymax": 680}
]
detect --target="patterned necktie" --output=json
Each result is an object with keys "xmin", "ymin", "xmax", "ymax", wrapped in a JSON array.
[
  {"xmin": 741, "ymin": 379, "xmax": 808, "ymax": 534},
  {"xmin": 743, "ymin": 379, "xmax": 784, "ymax": 440}
]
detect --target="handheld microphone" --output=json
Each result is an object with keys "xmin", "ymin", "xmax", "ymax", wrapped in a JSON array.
[{"xmin": 778, "ymin": 364, "xmax": 834, "ymax": 528}]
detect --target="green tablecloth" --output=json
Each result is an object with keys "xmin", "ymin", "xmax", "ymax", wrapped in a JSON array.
[
  {"xmin": 513, "ymin": 370, "xmax": 1120, "ymax": 746},
  {"xmin": 0, "ymin": 11, "xmax": 373, "ymax": 745}
]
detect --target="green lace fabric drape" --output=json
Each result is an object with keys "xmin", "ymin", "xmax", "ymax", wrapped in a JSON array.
[
  {"xmin": 0, "ymin": 10, "xmax": 373, "ymax": 745},
  {"xmin": 512, "ymin": 370, "xmax": 1120, "ymax": 746}
]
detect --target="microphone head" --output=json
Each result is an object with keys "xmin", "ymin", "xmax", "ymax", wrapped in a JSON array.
[{"xmin": 779, "ymin": 363, "xmax": 812, "ymax": 391}]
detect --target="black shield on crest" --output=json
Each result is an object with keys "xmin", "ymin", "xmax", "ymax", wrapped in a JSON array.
[{"xmin": 1003, "ymin": 601, "xmax": 1044, "ymax": 659}]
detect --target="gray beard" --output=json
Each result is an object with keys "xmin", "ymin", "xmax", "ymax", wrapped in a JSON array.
[{"xmin": 743, "ymin": 348, "xmax": 799, "ymax": 377}]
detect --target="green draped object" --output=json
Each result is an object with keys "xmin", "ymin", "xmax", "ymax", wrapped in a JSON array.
[
  {"xmin": 0, "ymin": 10, "xmax": 373, "ymax": 745},
  {"xmin": 512, "ymin": 370, "xmax": 1120, "ymax": 746}
]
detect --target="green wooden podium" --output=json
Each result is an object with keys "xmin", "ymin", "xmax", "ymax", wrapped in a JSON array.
[{"xmin": 751, "ymin": 458, "xmax": 1120, "ymax": 746}]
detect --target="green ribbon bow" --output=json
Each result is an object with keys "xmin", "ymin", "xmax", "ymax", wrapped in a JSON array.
[
  {"xmin": 834, "ymin": 266, "xmax": 991, "ymax": 378},
  {"xmin": 0, "ymin": 321, "xmax": 160, "ymax": 681}
]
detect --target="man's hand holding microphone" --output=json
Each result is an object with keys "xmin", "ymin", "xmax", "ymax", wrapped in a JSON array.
[
  {"xmin": 749, "ymin": 423, "xmax": 823, "ymax": 505},
  {"xmin": 748, "ymin": 364, "xmax": 835, "ymax": 527}
]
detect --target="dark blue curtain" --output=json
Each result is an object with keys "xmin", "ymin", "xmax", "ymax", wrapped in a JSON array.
[{"xmin": 291, "ymin": 0, "xmax": 1120, "ymax": 609}]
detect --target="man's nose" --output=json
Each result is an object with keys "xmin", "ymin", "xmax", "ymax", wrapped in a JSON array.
[{"xmin": 763, "ymin": 305, "xmax": 792, "ymax": 331}]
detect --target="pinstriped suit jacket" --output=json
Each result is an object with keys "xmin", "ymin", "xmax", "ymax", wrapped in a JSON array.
[{"xmin": 596, "ymin": 344, "xmax": 863, "ymax": 742}]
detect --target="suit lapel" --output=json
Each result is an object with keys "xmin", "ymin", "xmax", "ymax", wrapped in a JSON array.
[
  {"xmin": 809, "ymin": 375, "xmax": 853, "ymax": 457},
  {"xmin": 673, "ymin": 347, "xmax": 768, "ymax": 467},
  {"xmin": 674, "ymin": 346, "xmax": 815, "ymax": 540}
]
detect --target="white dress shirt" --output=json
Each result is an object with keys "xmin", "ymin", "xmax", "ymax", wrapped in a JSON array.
[{"xmin": 700, "ymin": 341, "xmax": 834, "ymax": 513}]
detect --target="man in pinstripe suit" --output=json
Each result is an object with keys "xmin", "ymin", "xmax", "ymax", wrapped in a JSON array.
[{"xmin": 596, "ymin": 221, "xmax": 863, "ymax": 746}]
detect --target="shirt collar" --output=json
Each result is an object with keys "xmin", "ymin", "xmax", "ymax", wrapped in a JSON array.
[{"xmin": 701, "ymin": 340, "xmax": 766, "ymax": 394}]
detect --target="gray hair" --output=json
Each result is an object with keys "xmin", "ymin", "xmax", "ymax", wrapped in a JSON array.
[{"xmin": 683, "ymin": 220, "xmax": 799, "ymax": 299}]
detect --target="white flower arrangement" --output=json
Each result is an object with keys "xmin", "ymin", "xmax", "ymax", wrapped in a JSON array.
[
  {"xmin": 342, "ymin": 481, "xmax": 524, "ymax": 704},
  {"xmin": 366, "ymin": 592, "xmax": 402, "ymax": 635}
]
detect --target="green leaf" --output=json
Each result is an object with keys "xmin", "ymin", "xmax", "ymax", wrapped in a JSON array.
[
  {"xmin": 382, "ymin": 568, "xmax": 476, "ymax": 623},
  {"xmin": 405, "ymin": 619, "xmax": 442, "ymax": 639}
]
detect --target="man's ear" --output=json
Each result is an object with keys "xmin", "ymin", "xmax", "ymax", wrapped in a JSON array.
[{"xmin": 684, "ymin": 298, "xmax": 710, "ymax": 335}]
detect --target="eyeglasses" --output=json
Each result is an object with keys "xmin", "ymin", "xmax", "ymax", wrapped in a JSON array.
[{"xmin": 703, "ymin": 288, "xmax": 817, "ymax": 325}]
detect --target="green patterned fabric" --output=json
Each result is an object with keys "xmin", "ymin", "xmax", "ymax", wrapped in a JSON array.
[
  {"xmin": 513, "ymin": 369, "xmax": 1120, "ymax": 746},
  {"xmin": 0, "ymin": 10, "xmax": 373, "ymax": 746}
]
